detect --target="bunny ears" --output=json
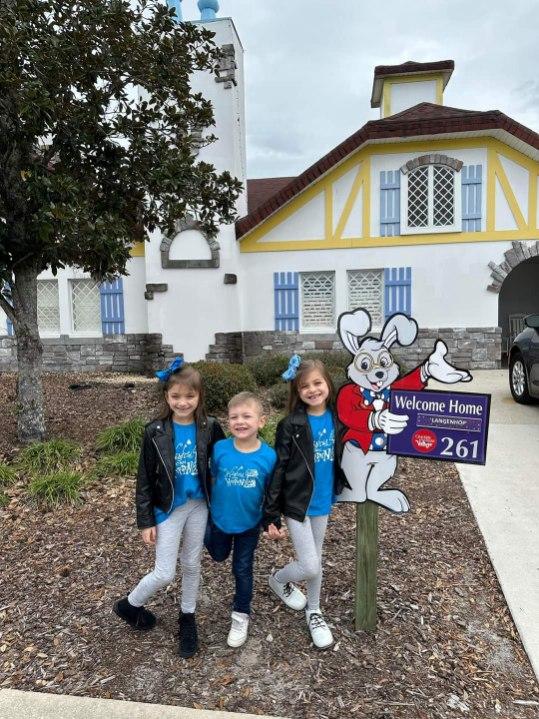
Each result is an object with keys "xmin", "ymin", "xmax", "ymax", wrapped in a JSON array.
[
  {"xmin": 155, "ymin": 356, "xmax": 184, "ymax": 382},
  {"xmin": 281, "ymin": 353, "xmax": 301, "ymax": 382}
]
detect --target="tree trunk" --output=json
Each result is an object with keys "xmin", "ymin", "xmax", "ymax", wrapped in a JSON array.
[{"xmin": 12, "ymin": 264, "xmax": 45, "ymax": 443}]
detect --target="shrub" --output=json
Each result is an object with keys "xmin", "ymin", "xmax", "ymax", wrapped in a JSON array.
[
  {"xmin": 267, "ymin": 382, "xmax": 289, "ymax": 410},
  {"xmin": 192, "ymin": 361, "xmax": 257, "ymax": 414},
  {"xmin": 28, "ymin": 471, "xmax": 85, "ymax": 508},
  {"xmin": 96, "ymin": 418, "xmax": 145, "ymax": 454},
  {"xmin": 303, "ymin": 350, "xmax": 351, "ymax": 371},
  {"xmin": 93, "ymin": 451, "xmax": 139, "ymax": 479},
  {"xmin": 259, "ymin": 414, "xmax": 283, "ymax": 448},
  {"xmin": 329, "ymin": 368, "xmax": 348, "ymax": 393},
  {"xmin": 17, "ymin": 439, "xmax": 82, "ymax": 474},
  {"xmin": 246, "ymin": 354, "xmax": 289, "ymax": 387},
  {"xmin": 0, "ymin": 464, "xmax": 18, "ymax": 486}
]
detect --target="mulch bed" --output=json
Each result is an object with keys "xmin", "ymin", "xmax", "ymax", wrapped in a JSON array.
[{"xmin": 0, "ymin": 373, "xmax": 538, "ymax": 719}]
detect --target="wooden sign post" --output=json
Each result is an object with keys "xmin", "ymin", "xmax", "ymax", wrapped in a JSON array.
[{"xmin": 355, "ymin": 501, "xmax": 379, "ymax": 632}]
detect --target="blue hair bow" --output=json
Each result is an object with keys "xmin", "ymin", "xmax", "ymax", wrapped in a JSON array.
[
  {"xmin": 281, "ymin": 353, "xmax": 301, "ymax": 382},
  {"xmin": 155, "ymin": 356, "xmax": 184, "ymax": 382}
]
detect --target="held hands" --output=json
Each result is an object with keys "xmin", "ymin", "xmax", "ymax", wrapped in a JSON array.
[
  {"xmin": 373, "ymin": 409, "xmax": 409, "ymax": 435},
  {"xmin": 264, "ymin": 523, "xmax": 286, "ymax": 541},
  {"xmin": 141, "ymin": 526, "xmax": 156, "ymax": 546},
  {"xmin": 423, "ymin": 340, "xmax": 473, "ymax": 384}
]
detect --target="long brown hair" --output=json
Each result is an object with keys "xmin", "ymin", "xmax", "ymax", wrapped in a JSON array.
[
  {"xmin": 155, "ymin": 366, "xmax": 207, "ymax": 424},
  {"xmin": 287, "ymin": 358, "xmax": 336, "ymax": 414}
]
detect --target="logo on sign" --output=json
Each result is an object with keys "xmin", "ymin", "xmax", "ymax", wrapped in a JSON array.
[{"xmin": 411, "ymin": 429, "xmax": 437, "ymax": 453}]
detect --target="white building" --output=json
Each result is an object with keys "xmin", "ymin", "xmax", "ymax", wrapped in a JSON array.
[{"xmin": 2, "ymin": 1, "xmax": 538, "ymax": 371}]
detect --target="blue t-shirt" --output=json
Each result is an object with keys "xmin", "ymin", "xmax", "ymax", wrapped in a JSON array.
[
  {"xmin": 307, "ymin": 410, "xmax": 335, "ymax": 516},
  {"xmin": 154, "ymin": 422, "xmax": 203, "ymax": 525},
  {"xmin": 210, "ymin": 438, "xmax": 276, "ymax": 534}
]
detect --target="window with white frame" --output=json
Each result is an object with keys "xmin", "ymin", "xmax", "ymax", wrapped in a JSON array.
[
  {"xmin": 347, "ymin": 269, "xmax": 383, "ymax": 326},
  {"xmin": 401, "ymin": 164, "xmax": 461, "ymax": 234},
  {"xmin": 300, "ymin": 271, "xmax": 335, "ymax": 329},
  {"xmin": 37, "ymin": 280, "xmax": 60, "ymax": 334},
  {"xmin": 70, "ymin": 279, "xmax": 101, "ymax": 333}
]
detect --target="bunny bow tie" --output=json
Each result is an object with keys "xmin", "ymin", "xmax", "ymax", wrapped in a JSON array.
[{"xmin": 361, "ymin": 387, "xmax": 391, "ymax": 405}]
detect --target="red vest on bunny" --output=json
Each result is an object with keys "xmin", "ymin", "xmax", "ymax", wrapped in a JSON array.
[{"xmin": 337, "ymin": 367, "xmax": 426, "ymax": 453}]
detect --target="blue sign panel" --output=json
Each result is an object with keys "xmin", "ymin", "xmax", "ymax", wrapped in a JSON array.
[{"xmin": 387, "ymin": 389, "xmax": 490, "ymax": 465}]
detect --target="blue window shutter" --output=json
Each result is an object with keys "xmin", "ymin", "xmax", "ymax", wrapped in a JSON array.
[
  {"xmin": 380, "ymin": 170, "xmax": 401, "ymax": 237},
  {"xmin": 461, "ymin": 165, "xmax": 482, "ymax": 232},
  {"xmin": 6, "ymin": 318, "xmax": 14, "ymax": 336},
  {"xmin": 274, "ymin": 272, "xmax": 299, "ymax": 331},
  {"xmin": 100, "ymin": 278, "xmax": 125, "ymax": 335},
  {"xmin": 384, "ymin": 267, "xmax": 411, "ymax": 319}
]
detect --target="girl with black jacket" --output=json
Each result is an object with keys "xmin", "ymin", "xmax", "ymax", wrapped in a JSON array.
[
  {"xmin": 264, "ymin": 357, "xmax": 349, "ymax": 650},
  {"xmin": 113, "ymin": 359, "xmax": 224, "ymax": 658}
]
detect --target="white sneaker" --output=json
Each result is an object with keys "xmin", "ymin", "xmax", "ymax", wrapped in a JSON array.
[
  {"xmin": 268, "ymin": 572, "xmax": 307, "ymax": 611},
  {"xmin": 227, "ymin": 611, "xmax": 249, "ymax": 648},
  {"xmin": 306, "ymin": 610, "xmax": 333, "ymax": 649}
]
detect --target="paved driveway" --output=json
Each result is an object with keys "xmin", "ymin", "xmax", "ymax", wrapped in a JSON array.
[{"xmin": 432, "ymin": 369, "xmax": 539, "ymax": 679}]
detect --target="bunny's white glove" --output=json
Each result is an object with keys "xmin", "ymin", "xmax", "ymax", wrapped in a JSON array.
[
  {"xmin": 422, "ymin": 340, "xmax": 473, "ymax": 384},
  {"xmin": 372, "ymin": 409, "xmax": 409, "ymax": 435}
]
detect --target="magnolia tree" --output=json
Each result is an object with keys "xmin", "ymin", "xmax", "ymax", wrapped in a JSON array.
[{"xmin": 0, "ymin": 0, "xmax": 242, "ymax": 442}]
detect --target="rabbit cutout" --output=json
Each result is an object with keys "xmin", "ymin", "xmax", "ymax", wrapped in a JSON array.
[{"xmin": 336, "ymin": 309, "xmax": 472, "ymax": 513}]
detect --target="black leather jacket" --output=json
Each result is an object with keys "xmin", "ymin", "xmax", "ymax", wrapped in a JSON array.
[
  {"xmin": 135, "ymin": 415, "xmax": 225, "ymax": 529},
  {"xmin": 263, "ymin": 406, "xmax": 349, "ymax": 529}
]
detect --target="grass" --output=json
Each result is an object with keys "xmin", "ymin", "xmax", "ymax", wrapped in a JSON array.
[
  {"xmin": 17, "ymin": 439, "xmax": 82, "ymax": 474},
  {"xmin": 95, "ymin": 419, "xmax": 145, "ymax": 454},
  {"xmin": 93, "ymin": 451, "xmax": 139, "ymax": 478},
  {"xmin": 0, "ymin": 491, "xmax": 9, "ymax": 508},
  {"xmin": 27, "ymin": 471, "xmax": 85, "ymax": 508},
  {"xmin": 0, "ymin": 464, "xmax": 18, "ymax": 486}
]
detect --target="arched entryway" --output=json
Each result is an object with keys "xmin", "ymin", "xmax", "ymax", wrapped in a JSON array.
[{"xmin": 488, "ymin": 241, "xmax": 539, "ymax": 363}]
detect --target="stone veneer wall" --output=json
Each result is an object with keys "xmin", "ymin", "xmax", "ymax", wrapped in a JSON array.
[
  {"xmin": 0, "ymin": 334, "xmax": 178, "ymax": 373},
  {"xmin": 207, "ymin": 327, "xmax": 502, "ymax": 370}
]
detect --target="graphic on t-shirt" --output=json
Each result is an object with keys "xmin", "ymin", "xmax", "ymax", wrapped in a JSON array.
[
  {"xmin": 223, "ymin": 465, "xmax": 258, "ymax": 489},
  {"xmin": 313, "ymin": 427, "xmax": 335, "ymax": 463},
  {"xmin": 175, "ymin": 437, "xmax": 197, "ymax": 477}
]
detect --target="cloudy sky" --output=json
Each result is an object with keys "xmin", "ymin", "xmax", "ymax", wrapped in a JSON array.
[{"xmin": 185, "ymin": 0, "xmax": 539, "ymax": 180}]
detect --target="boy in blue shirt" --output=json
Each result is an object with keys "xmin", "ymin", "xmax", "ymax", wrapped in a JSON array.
[{"xmin": 205, "ymin": 391, "xmax": 276, "ymax": 647}]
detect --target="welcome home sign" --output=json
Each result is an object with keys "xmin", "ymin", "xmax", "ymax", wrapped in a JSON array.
[{"xmin": 387, "ymin": 389, "xmax": 491, "ymax": 465}]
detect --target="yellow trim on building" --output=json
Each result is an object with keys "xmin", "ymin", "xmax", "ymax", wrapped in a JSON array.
[
  {"xmin": 491, "ymin": 154, "xmax": 527, "ymax": 230},
  {"xmin": 529, "ymin": 173, "xmax": 538, "ymax": 230},
  {"xmin": 333, "ymin": 163, "xmax": 365, "ymax": 242},
  {"xmin": 239, "ymin": 136, "xmax": 539, "ymax": 253},
  {"xmin": 130, "ymin": 242, "xmax": 145, "ymax": 257},
  {"xmin": 381, "ymin": 73, "xmax": 445, "ymax": 118}
]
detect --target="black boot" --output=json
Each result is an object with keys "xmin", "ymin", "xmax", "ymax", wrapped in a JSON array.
[
  {"xmin": 178, "ymin": 612, "xmax": 198, "ymax": 658},
  {"xmin": 113, "ymin": 597, "xmax": 156, "ymax": 630}
]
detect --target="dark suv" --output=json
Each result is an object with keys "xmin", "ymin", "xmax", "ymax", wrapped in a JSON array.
[{"xmin": 508, "ymin": 314, "xmax": 539, "ymax": 403}]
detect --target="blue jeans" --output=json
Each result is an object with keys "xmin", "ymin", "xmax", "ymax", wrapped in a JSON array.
[{"xmin": 204, "ymin": 520, "xmax": 260, "ymax": 614}]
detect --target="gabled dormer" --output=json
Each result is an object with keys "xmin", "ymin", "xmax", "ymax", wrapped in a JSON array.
[{"xmin": 371, "ymin": 60, "xmax": 454, "ymax": 118}]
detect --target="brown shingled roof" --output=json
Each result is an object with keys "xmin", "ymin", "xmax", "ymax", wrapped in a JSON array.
[
  {"xmin": 371, "ymin": 60, "xmax": 454, "ymax": 107},
  {"xmin": 374, "ymin": 59, "xmax": 454, "ymax": 78},
  {"xmin": 236, "ymin": 102, "xmax": 539, "ymax": 240},
  {"xmin": 247, "ymin": 177, "xmax": 295, "ymax": 213}
]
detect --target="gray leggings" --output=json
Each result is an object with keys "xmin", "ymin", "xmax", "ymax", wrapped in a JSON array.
[
  {"xmin": 128, "ymin": 499, "xmax": 208, "ymax": 614},
  {"xmin": 275, "ymin": 514, "xmax": 329, "ymax": 612}
]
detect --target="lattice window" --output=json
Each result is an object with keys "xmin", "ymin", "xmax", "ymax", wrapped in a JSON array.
[
  {"xmin": 37, "ymin": 280, "xmax": 60, "ymax": 333},
  {"xmin": 433, "ymin": 165, "xmax": 454, "ymax": 226},
  {"xmin": 407, "ymin": 167, "xmax": 429, "ymax": 228},
  {"xmin": 300, "ymin": 272, "xmax": 335, "ymax": 328},
  {"xmin": 71, "ymin": 279, "xmax": 101, "ymax": 333},
  {"xmin": 402, "ymin": 163, "xmax": 460, "ymax": 234},
  {"xmin": 347, "ymin": 270, "xmax": 383, "ymax": 326}
]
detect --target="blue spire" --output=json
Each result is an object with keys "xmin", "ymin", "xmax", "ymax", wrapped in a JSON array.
[
  {"xmin": 167, "ymin": 0, "xmax": 182, "ymax": 22},
  {"xmin": 198, "ymin": 0, "xmax": 219, "ymax": 20}
]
